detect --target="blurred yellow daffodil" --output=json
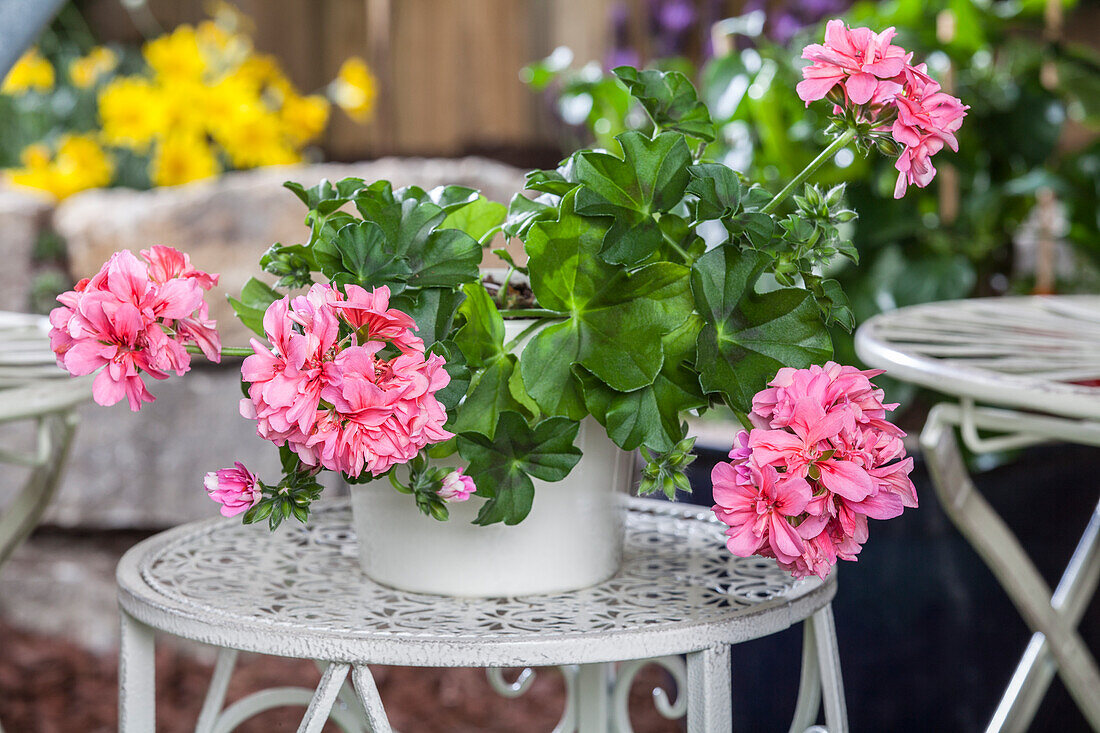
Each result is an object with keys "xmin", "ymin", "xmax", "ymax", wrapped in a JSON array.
[
  {"xmin": 3, "ymin": 48, "xmax": 55, "ymax": 94},
  {"xmin": 69, "ymin": 47, "xmax": 118, "ymax": 89},
  {"xmin": 150, "ymin": 134, "xmax": 220, "ymax": 187},
  {"xmin": 331, "ymin": 57, "xmax": 378, "ymax": 122},
  {"xmin": 8, "ymin": 135, "xmax": 113, "ymax": 200}
]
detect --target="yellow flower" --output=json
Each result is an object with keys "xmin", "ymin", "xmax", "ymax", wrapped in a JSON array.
[
  {"xmin": 330, "ymin": 57, "xmax": 377, "ymax": 122},
  {"xmin": 143, "ymin": 25, "xmax": 206, "ymax": 81},
  {"xmin": 8, "ymin": 135, "xmax": 113, "ymax": 200},
  {"xmin": 98, "ymin": 77, "xmax": 164, "ymax": 150},
  {"xmin": 149, "ymin": 134, "xmax": 220, "ymax": 187},
  {"xmin": 69, "ymin": 47, "xmax": 118, "ymax": 89},
  {"xmin": 2, "ymin": 48, "xmax": 55, "ymax": 94},
  {"xmin": 158, "ymin": 79, "xmax": 210, "ymax": 137},
  {"xmin": 280, "ymin": 93, "xmax": 330, "ymax": 144}
]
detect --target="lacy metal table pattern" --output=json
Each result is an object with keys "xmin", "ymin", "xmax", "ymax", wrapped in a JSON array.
[
  {"xmin": 117, "ymin": 497, "xmax": 848, "ymax": 732},
  {"xmin": 856, "ymin": 295, "xmax": 1100, "ymax": 732}
]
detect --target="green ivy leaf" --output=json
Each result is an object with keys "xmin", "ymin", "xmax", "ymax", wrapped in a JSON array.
[
  {"xmin": 612, "ymin": 67, "xmax": 717, "ymax": 142},
  {"xmin": 524, "ymin": 166, "xmax": 577, "ymax": 196},
  {"xmin": 284, "ymin": 177, "xmax": 367, "ymax": 214},
  {"xmin": 458, "ymin": 412, "xmax": 582, "ymax": 525},
  {"xmin": 725, "ymin": 211, "xmax": 775, "ymax": 249},
  {"xmin": 428, "ymin": 340, "xmax": 470, "ymax": 412},
  {"xmin": 391, "ymin": 287, "xmax": 465, "ymax": 349},
  {"xmin": 227, "ymin": 277, "xmax": 281, "ymax": 338},
  {"xmin": 503, "ymin": 193, "xmax": 558, "ymax": 239},
  {"xmin": 690, "ymin": 246, "xmax": 832, "ymax": 411},
  {"xmin": 451, "ymin": 285, "xmax": 531, "ymax": 436},
  {"xmin": 441, "ymin": 195, "xmax": 507, "ymax": 244},
  {"xmin": 405, "ymin": 228, "xmax": 481, "ymax": 288},
  {"xmin": 522, "ymin": 189, "xmax": 694, "ymax": 413},
  {"xmin": 687, "ymin": 163, "xmax": 742, "ymax": 221},
  {"xmin": 579, "ymin": 315, "xmax": 706, "ymax": 451},
  {"xmin": 573, "ymin": 130, "xmax": 692, "ymax": 264},
  {"xmin": 331, "ymin": 221, "xmax": 412, "ymax": 291}
]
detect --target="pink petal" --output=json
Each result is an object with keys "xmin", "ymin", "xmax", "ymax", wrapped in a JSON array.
[{"xmin": 844, "ymin": 72, "xmax": 878, "ymax": 105}]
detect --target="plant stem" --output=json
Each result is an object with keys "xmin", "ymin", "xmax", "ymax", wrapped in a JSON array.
[
  {"xmin": 496, "ymin": 266, "xmax": 515, "ymax": 307},
  {"xmin": 499, "ymin": 309, "xmax": 562, "ymax": 319},
  {"xmin": 761, "ymin": 128, "xmax": 857, "ymax": 215},
  {"xmin": 185, "ymin": 345, "xmax": 254, "ymax": 358},
  {"xmin": 504, "ymin": 319, "xmax": 547, "ymax": 352},
  {"xmin": 662, "ymin": 229, "xmax": 693, "ymax": 264}
]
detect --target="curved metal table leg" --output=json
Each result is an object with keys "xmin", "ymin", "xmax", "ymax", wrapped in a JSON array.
[
  {"xmin": 0, "ymin": 413, "xmax": 78, "ymax": 568},
  {"xmin": 789, "ymin": 616, "xmax": 822, "ymax": 733},
  {"xmin": 922, "ymin": 405, "xmax": 1100, "ymax": 730}
]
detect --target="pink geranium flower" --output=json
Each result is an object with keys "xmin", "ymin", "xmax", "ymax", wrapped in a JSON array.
[
  {"xmin": 204, "ymin": 462, "xmax": 260, "ymax": 517},
  {"xmin": 713, "ymin": 459, "xmax": 813, "ymax": 564},
  {"xmin": 796, "ymin": 20, "xmax": 910, "ymax": 105},
  {"xmin": 241, "ymin": 283, "xmax": 453, "ymax": 479},
  {"xmin": 798, "ymin": 21, "xmax": 967, "ymax": 199},
  {"xmin": 712, "ymin": 363, "xmax": 916, "ymax": 580},
  {"xmin": 48, "ymin": 247, "xmax": 220, "ymax": 411},
  {"xmin": 439, "ymin": 470, "xmax": 476, "ymax": 502}
]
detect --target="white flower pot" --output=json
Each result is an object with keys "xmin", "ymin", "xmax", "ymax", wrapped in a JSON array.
[{"xmin": 349, "ymin": 318, "xmax": 634, "ymax": 597}]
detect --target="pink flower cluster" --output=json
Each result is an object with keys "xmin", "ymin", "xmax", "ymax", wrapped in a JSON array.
[
  {"xmin": 204, "ymin": 462, "xmax": 260, "ymax": 517},
  {"xmin": 49, "ymin": 246, "xmax": 220, "ymax": 411},
  {"xmin": 240, "ymin": 284, "xmax": 453, "ymax": 479},
  {"xmin": 796, "ymin": 19, "xmax": 968, "ymax": 199},
  {"xmin": 711, "ymin": 363, "xmax": 917, "ymax": 579}
]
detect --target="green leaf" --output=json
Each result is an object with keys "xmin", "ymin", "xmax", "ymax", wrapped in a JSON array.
[
  {"xmin": 284, "ymin": 177, "xmax": 366, "ymax": 214},
  {"xmin": 687, "ymin": 163, "xmax": 742, "ymax": 220},
  {"xmin": 391, "ymin": 287, "xmax": 465, "ymax": 349},
  {"xmin": 450, "ymin": 285, "xmax": 531, "ymax": 436},
  {"xmin": 453, "ymin": 283, "xmax": 505, "ymax": 368},
  {"xmin": 691, "ymin": 246, "xmax": 832, "ymax": 411},
  {"xmin": 441, "ymin": 195, "xmax": 507, "ymax": 244},
  {"xmin": 573, "ymin": 130, "xmax": 692, "ymax": 264},
  {"xmin": 725, "ymin": 211, "xmax": 775, "ymax": 249},
  {"xmin": 227, "ymin": 277, "xmax": 281, "ymax": 338},
  {"xmin": 406, "ymin": 228, "xmax": 481, "ymax": 289},
  {"xmin": 612, "ymin": 67, "xmax": 717, "ymax": 142},
  {"xmin": 458, "ymin": 413, "xmax": 582, "ymax": 525},
  {"xmin": 503, "ymin": 193, "xmax": 558, "ymax": 239},
  {"xmin": 524, "ymin": 167, "xmax": 577, "ymax": 196},
  {"xmin": 579, "ymin": 315, "xmax": 706, "ymax": 451},
  {"xmin": 522, "ymin": 189, "xmax": 694, "ymax": 411},
  {"xmin": 428, "ymin": 340, "xmax": 470, "ymax": 412},
  {"xmin": 331, "ymin": 221, "xmax": 412, "ymax": 290}
]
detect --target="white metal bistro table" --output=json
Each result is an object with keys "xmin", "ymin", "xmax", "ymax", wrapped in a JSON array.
[
  {"xmin": 855, "ymin": 295, "xmax": 1100, "ymax": 732},
  {"xmin": 116, "ymin": 497, "xmax": 848, "ymax": 732},
  {"xmin": 0, "ymin": 310, "xmax": 93, "ymax": 568}
]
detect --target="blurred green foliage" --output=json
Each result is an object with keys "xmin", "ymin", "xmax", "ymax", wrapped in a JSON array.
[{"xmin": 525, "ymin": 0, "xmax": 1100, "ymax": 405}]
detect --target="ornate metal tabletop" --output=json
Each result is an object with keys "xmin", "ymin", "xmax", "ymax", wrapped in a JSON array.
[
  {"xmin": 117, "ymin": 497, "xmax": 835, "ymax": 668},
  {"xmin": 855, "ymin": 295, "xmax": 1100, "ymax": 420}
]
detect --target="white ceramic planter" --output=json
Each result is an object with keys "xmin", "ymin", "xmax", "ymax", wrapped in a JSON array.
[{"xmin": 349, "ymin": 318, "xmax": 635, "ymax": 597}]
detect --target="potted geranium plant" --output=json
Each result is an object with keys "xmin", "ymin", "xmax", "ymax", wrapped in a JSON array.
[{"xmin": 49, "ymin": 21, "xmax": 959, "ymax": 596}]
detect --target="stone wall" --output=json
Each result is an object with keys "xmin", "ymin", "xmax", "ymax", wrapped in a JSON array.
[
  {"xmin": 0, "ymin": 190, "xmax": 53, "ymax": 313},
  {"xmin": 22, "ymin": 157, "xmax": 527, "ymax": 529}
]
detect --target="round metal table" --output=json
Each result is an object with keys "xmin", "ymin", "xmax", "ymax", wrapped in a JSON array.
[
  {"xmin": 856, "ymin": 295, "xmax": 1100, "ymax": 732},
  {"xmin": 116, "ymin": 498, "xmax": 848, "ymax": 732},
  {"xmin": 0, "ymin": 311, "xmax": 93, "ymax": 567}
]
